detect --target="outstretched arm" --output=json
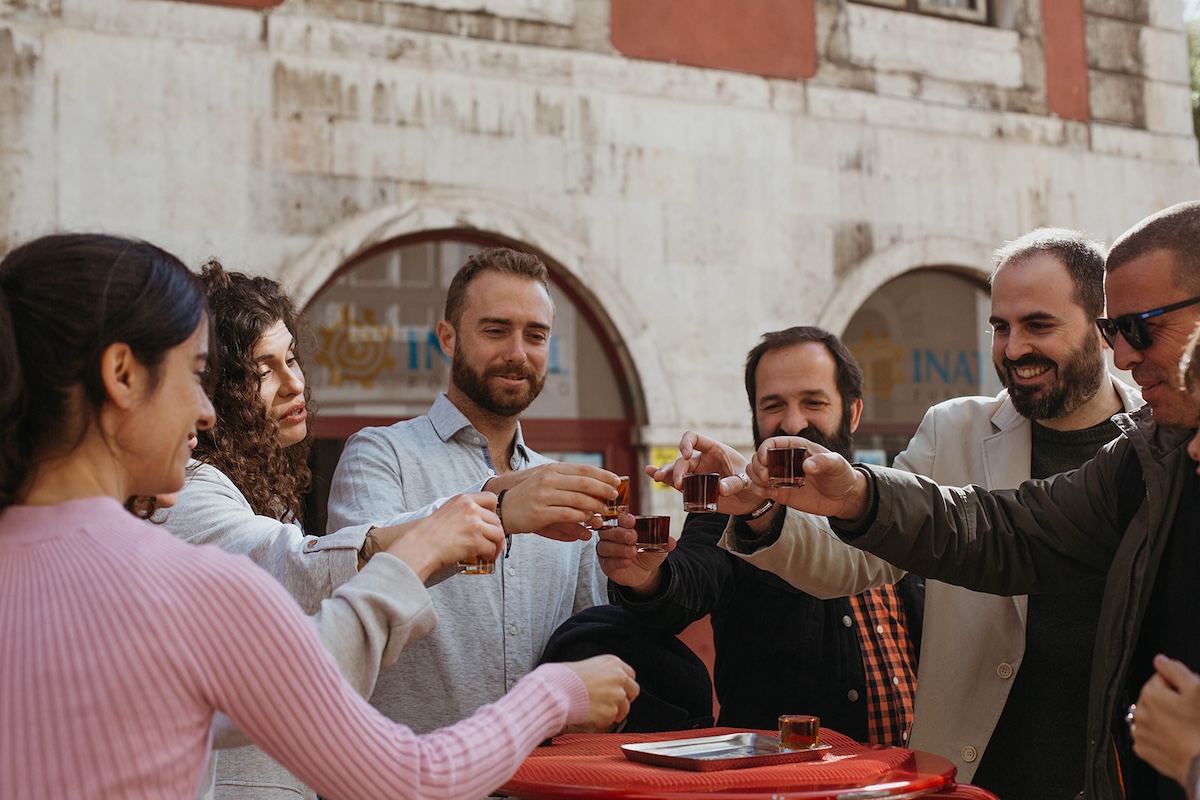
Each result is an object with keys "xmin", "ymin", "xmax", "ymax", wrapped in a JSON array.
[
  {"xmin": 720, "ymin": 507, "xmax": 905, "ymax": 599},
  {"xmin": 199, "ymin": 552, "xmax": 638, "ymax": 800}
]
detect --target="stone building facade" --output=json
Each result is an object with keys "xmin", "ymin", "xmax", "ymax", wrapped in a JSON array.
[{"xmin": 1, "ymin": 0, "xmax": 1197, "ymax": 517}]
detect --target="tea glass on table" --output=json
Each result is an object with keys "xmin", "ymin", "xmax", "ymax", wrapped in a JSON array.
[
  {"xmin": 681, "ymin": 472, "xmax": 719, "ymax": 514},
  {"xmin": 766, "ymin": 446, "xmax": 807, "ymax": 488},
  {"xmin": 778, "ymin": 714, "xmax": 820, "ymax": 751}
]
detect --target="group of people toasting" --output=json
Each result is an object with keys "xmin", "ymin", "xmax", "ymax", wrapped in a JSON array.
[{"xmin": 3, "ymin": 200, "xmax": 1200, "ymax": 800}]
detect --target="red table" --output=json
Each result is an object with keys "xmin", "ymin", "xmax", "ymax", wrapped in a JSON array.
[{"xmin": 498, "ymin": 728, "xmax": 999, "ymax": 800}]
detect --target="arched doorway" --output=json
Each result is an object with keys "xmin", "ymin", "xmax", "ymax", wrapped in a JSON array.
[
  {"xmin": 301, "ymin": 231, "xmax": 641, "ymax": 533},
  {"xmin": 843, "ymin": 267, "xmax": 1000, "ymax": 464}
]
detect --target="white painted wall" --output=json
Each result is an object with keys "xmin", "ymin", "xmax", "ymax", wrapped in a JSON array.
[{"xmin": 1, "ymin": 0, "xmax": 1197, "ymax": 465}]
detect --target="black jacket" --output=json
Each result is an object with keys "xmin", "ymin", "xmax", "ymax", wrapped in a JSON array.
[
  {"xmin": 610, "ymin": 511, "xmax": 924, "ymax": 740},
  {"xmin": 839, "ymin": 408, "xmax": 1193, "ymax": 799}
]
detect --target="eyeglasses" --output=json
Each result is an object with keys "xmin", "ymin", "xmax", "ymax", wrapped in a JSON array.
[{"xmin": 1095, "ymin": 295, "xmax": 1200, "ymax": 350}]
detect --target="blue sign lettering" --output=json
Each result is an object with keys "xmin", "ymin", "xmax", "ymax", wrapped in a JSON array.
[
  {"xmin": 913, "ymin": 350, "xmax": 988, "ymax": 386},
  {"xmin": 549, "ymin": 336, "xmax": 566, "ymax": 375}
]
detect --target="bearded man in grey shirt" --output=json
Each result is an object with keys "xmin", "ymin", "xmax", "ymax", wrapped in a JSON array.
[{"xmin": 327, "ymin": 247, "xmax": 622, "ymax": 733}]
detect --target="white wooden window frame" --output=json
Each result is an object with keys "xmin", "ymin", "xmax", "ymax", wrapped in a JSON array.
[{"xmin": 852, "ymin": 0, "xmax": 988, "ymax": 24}]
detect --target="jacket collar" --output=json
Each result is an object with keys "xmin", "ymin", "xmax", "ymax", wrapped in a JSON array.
[
  {"xmin": 989, "ymin": 389, "xmax": 1027, "ymax": 432},
  {"xmin": 1112, "ymin": 376, "xmax": 1144, "ymax": 414},
  {"xmin": 1114, "ymin": 405, "xmax": 1193, "ymax": 461},
  {"xmin": 989, "ymin": 375, "xmax": 1143, "ymax": 432},
  {"xmin": 981, "ymin": 375, "xmax": 1145, "ymax": 487}
]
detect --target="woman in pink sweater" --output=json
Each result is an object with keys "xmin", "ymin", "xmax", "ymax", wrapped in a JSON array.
[{"xmin": 0, "ymin": 233, "xmax": 639, "ymax": 800}]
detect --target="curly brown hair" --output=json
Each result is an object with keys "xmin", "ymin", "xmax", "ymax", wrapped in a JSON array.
[{"xmin": 194, "ymin": 259, "xmax": 314, "ymax": 522}]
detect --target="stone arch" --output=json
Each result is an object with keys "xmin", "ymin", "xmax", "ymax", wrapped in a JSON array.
[
  {"xmin": 283, "ymin": 187, "xmax": 665, "ymax": 430},
  {"xmin": 815, "ymin": 235, "xmax": 994, "ymax": 335}
]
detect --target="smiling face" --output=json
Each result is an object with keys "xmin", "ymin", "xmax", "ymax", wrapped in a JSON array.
[
  {"xmin": 989, "ymin": 252, "xmax": 1108, "ymax": 423},
  {"xmin": 438, "ymin": 271, "xmax": 553, "ymax": 421},
  {"xmin": 1105, "ymin": 250, "xmax": 1200, "ymax": 429},
  {"xmin": 128, "ymin": 319, "xmax": 215, "ymax": 496},
  {"xmin": 752, "ymin": 341, "xmax": 861, "ymax": 457},
  {"xmin": 254, "ymin": 319, "xmax": 307, "ymax": 448}
]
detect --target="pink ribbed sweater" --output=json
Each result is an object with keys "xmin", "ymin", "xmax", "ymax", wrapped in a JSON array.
[{"xmin": 0, "ymin": 497, "xmax": 589, "ymax": 799}]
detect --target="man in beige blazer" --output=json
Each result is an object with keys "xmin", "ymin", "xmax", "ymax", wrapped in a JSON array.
[{"xmin": 721, "ymin": 228, "xmax": 1142, "ymax": 799}]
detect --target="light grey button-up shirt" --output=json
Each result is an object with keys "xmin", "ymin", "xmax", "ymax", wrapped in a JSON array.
[{"xmin": 327, "ymin": 393, "xmax": 605, "ymax": 733}]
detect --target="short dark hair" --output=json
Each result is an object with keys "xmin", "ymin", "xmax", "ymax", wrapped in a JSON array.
[
  {"xmin": 743, "ymin": 326, "xmax": 864, "ymax": 441},
  {"xmin": 991, "ymin": 227, "xmax": 1107, "ymax": 319},
  {"xmin": 0, "ymin": 233, "xmax": 206, "ymax": 511},
  {"xmin": 194, "ymin": 259, "xmax": 313, "ymax": 522},
  {"xmin": 443, "ymin": 247, "xmax": 551, "ymax": 328},
  {"xmin": 1107, "ymin": 201, "xmax": 1200, "ymax": 295}
]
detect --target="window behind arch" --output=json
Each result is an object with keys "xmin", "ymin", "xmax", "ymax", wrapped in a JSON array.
[{"xmin": 851, "ymin": 0, "xmax": 988, "ymax": 24}]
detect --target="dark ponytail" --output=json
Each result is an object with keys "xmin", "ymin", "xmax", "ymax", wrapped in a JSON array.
[
  {"xmin": 0, "ymin": 271, "xmax": 28, "ymax": 510},
  {"xmin": 0, "ymin": 234, "xmax": 207, "ymax": 510}
]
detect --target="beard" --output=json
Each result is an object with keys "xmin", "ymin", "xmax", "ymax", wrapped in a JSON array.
[
  {"xmin": 450, "ymin": 342, "xmax": 546, "ymax": 419},
  {"xmin": 995, "ymin": 334, "xmax": 1106, "ymax": 422},
  {"xmin": 753, "ymin": 416, "xmax": 855, "ymax": 460}
]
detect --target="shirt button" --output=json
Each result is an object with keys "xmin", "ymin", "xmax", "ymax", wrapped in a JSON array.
[
  {"xmin": 306, "ymin": 538, "xmax": 319, "ymax": 549},
  {"xmin": 996, "ymin": 662, "xmax": 1014, "ymax": 679},
  {"xmin": 875, "ymin": 625, "xmax": 884, "ymax": 634},
  {"xmin": 507, "ymin": 567, "xmax": 516, "ymax": 577},
  {"xmin": 891, "ymin": 676, "xmax": 900, "ymax": 686},
  {"xmin": 842, "ymin": 615, "xmax": 853, "ymax": 628},
  {"xmin": 847, "ymin": 689, "xmax": 860, "ymax": 702},
  {"xmin": 509, "ymin": 624, "xmax": 519, "ymax": 636},
  {"xmin": 961, "ymin": 745, "xmax": 978, "ymax": 763}
]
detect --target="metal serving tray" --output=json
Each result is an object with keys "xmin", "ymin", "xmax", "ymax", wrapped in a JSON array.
[{"xmin": 620, "ymin": 733, "xmax": 832, "ymax": 772}]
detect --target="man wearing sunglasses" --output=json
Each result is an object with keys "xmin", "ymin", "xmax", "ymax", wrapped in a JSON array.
[{"xmin": 751, "ymin": 200, "xmax": 1200, "ymax": 800}]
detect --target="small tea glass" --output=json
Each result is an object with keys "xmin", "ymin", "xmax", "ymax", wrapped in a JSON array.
[
  {"xmin": 778, "ymin": 714, "xmax": 820, "ymax": 751},
  {"xmin": 601, "ymin": 475, "xmax": 631, "ymax": 527},
  {"xmin": 681, "ymin": 472, "xmax": 719, "ymax": 514},
  {"xmin": 766, "ymin": 446, "xmax": 807, "ymax": 488},
  {"xmin": 633, "ymin": 515, "xmax": 670, "ymax": 553}
]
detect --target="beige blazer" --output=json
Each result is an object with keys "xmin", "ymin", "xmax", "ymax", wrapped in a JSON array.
[{"xmin": 893, "ymin": 379, "xmax": 1143, "ymax": 781}]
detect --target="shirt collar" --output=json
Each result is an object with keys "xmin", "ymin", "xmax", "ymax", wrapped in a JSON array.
[{"xmin": 429, "ymin": 392, "xmax": 531, "ymax": 467}]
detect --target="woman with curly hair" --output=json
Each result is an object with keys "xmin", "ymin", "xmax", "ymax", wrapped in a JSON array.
[
  {"xmin": 163, "ymin": 260, "xmax": 514, "ymax": 799},
  {"xmin": 193, "ymin": 258, "xmax": 315, "ymax": 523}
]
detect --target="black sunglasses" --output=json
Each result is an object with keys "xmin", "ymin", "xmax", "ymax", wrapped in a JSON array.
[{"xmin": 1095, "ymin": 295, "xmax": 1200, "ymax": 350}]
